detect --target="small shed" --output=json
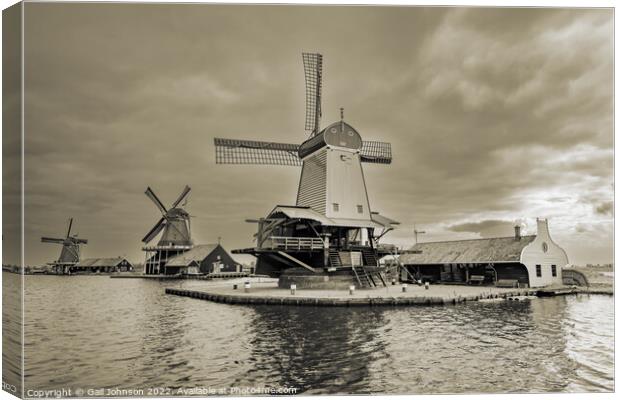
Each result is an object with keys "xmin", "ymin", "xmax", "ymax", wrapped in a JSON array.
[
  {"xmin": 74, "ymin": 257, "xmax": 133, "ymax": 273},
  {"xmin": 165, "ymin": 244, "xmax": 240, "ymax": 275},
  {"xmin": 399, "ymin": 219, "xmax": 568, "ymax": 288}
]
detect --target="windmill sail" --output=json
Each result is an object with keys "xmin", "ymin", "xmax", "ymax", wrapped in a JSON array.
[
  {"xmin": 41, "ymin": 237, "xmax": 65, "ymax": 244},
  {"xmin": 66, "ymin": 218, "xmax": 73, "ymax": 238},
  {"xmin": 142, "ymin": 217, "xmax": 166, "ymax": 244},
  {"xmin": 214, "ymin": 137, "xmax": 392, "ymax": 165},
  {"xmin": 214, "ymin": 138, "xmax": 301, "ymax": 166},
  {"xmin": 360, "ymin": 141, "xmax": 392, "ymax": 164},
  {"xmin": 302, "ymin": 52, "xmax": 322, "ymax": 135},
  {"xmin": 171, "ymin": 185, "xmax": 191, "ymax": 209},
  {"xmin": 145, "ymin": 187, "xmax": 167, "ymax": 215}
]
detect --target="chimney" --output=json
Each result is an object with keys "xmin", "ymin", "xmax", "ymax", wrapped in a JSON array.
[{"xmin": 514, "ymin": 225, "xmax": 521, "ymax": 240}]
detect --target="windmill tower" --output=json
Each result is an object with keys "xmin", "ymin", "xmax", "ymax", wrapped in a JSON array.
[
  {"xmin": 41, "ymin": 218, "xmax": 88, "ymax": 274},
  {"xmin": 141, "ymin": 185, "xmax": 193, "ymax": 275},
  {"xmin": 213, "ymin": 53, "xmax": 399, "ymax": 286}
]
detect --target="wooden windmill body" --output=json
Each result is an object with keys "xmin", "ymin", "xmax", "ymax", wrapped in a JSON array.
[
  {"xmin": 141, "ymin": 185, "xmax": 193, "ymax": 275},
  {"xmin": 214, "ymin": 53, "xmax": 399, "ymax": 288},
  {"xmin": 41, "ymin": 218, "xmax": 88, "ymax": 274}
]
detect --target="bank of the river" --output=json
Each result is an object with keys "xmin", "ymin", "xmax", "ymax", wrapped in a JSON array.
[{"xmin": 569, "ymin": 265, "xmax": 614, "ymax": 292}]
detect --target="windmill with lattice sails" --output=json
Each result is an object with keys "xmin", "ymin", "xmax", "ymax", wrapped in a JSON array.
[
  {"xmin": 141, "ymin": 185, "xmax": 193, "ymax": 275},
  {"xmin": 41, "ymin": 218, "xmax": 88, "ymax": 274},
  {"xmin": 213, "ymin": 53, "xmax": 399, "ymax": 288}
]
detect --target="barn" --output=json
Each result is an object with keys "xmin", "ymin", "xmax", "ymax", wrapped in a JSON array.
[
  {"xmin": 73, "ymin": 257, "xmax": 133, "ymax": 273},
  {"xmin": 164, "ymin": 244, "xmax": 240, "ymax": 275},
  {"xmin": 399, "ymin": 218, "xmax": 568, "ymax": 288}
]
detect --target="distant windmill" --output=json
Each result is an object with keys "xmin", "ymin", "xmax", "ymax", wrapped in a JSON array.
[
  {"xmin": 212, "ymin": 53, "xmax": 399, "ymax": 286},
  {"xmin": 141, "ymin": 185, "xmax": 193, "ymax": 275},
  {"xmin": 41, "ymin": 218, "xmax": 88, "ymax": 274}
]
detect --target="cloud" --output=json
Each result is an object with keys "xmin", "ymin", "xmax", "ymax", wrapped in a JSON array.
[
  {"xmin": 15, "ymin": 4, "xmax": 613, "ymax": 266},
  {"xmin": 448, "ymin": 219, "xmax": 520, "ymax": 238}
]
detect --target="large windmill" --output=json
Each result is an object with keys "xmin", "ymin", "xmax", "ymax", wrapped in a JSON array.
[
  {"xmin": 141, "ymin": 185, "xmax": 193, "ymax": 275},
  {"xmin": 213, "ymin": 53, "xmax": 399, "ymax": 288},
  {"xmin": 41, "ymin": 218, "xmax": 88, "ymax": 274}
]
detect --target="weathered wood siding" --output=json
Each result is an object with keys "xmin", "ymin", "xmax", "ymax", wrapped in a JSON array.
[{"xmin": 296, "ymin": 150, "xmax": 327, "ymax": 214}]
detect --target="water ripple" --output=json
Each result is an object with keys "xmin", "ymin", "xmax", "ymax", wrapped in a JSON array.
[{"xmin": 2, "ymin": 273, "xmax": 614, "ymax": 395}]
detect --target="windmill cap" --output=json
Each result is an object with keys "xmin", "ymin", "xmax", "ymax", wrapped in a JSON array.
[
  {"xmin": 167, "ymin": 208, "xmax": 190, "ymax": 218},
  {"xmin": 299, "ymin": 120, "xmax": 362, "ymax": 158}
]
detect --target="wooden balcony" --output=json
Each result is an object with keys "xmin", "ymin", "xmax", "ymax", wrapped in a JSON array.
[{"xmin": 264, "ymin": 236, "xmax": 324, "ymax": 251}]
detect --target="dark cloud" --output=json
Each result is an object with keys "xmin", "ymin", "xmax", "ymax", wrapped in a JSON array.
[
  {"xmin": 449, "ymin": 219, "xmax": 520, "ymax": 239},
  {"xmin": 15, "ymin": 4, "xmax": 613, "ymax": 266}
]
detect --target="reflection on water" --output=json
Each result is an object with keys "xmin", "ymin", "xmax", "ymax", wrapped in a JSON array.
[
  {"xmin": 241, "ymin": 307, "xmax": 388, "ymax": 394},
  {"xmin": 2, "ymin": 273, "xmax": 613, "ymax": 395}
]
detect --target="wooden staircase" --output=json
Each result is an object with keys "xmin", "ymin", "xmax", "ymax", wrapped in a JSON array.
[
  {"xmin": 360, "ymin": 247, "xmax": 379, "ymax": 267},
  {"xmin": 329, "ymin": 249, "xmax": 342, "ymax": 268},
  {"xmin": 352, "ymin": 265, "xmax": 387, "ymax": 288}
]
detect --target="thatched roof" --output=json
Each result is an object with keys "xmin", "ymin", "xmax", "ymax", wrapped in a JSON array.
[
  {"xmin": 165, "ymin": 244, "xmax": 220, "ymax": 267},
  {"xmin": 399, "ymin": 235, "xmax": 536, "ymax": 265},
  {"xmin": 76, "ymin": 257, "xmax": 132, "ymax": 267}
]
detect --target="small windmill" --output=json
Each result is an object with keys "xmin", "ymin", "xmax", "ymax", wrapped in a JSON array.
[
  {"xmin": 141, "ymin": 185, "xmax": 193, "ymax": 275},
  {"xmin": 41, "ymin": 218, "xmax": 88, "ymax": 274},
  {"xmin": 213, "ymin": 53, "xmax": 399, "ymax": 283}
]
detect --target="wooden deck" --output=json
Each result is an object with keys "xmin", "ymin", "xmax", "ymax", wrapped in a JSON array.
[{"xmin": 165, "ymin": 283, "xmax": 539, "ymax": 307}]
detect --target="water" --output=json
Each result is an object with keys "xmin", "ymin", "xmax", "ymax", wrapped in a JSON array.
[{"xmin": 2, "ymin": 272, "xmax": 614, "ymax": 395}]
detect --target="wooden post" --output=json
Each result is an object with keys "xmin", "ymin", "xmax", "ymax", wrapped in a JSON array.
[
  {"xmin": 323, "ymin": 233, "xmax": 330, "ymax": 268},
  {"xmin": 256, "ymin": 218, "xmax": 265, "ymax": 249}
]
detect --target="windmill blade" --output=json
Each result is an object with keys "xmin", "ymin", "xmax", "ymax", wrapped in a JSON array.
[
  {"xmin": 302, "ymin": 52, "xmax": 323, "ymax": 135},
  {"xmin": 66, "ymin": 218, "xmax": 73, "ymax": 238},
  {"xmin": 145, "ymin": 187, "xmax": 168, "ymax": 215},
  {"xmin": 214, "ymin": 138, "xmax": 301, "ymax": 166},
  {"xmin": 75, "ymin": 238, "xmax": 88, "ymax": 244},
  {"xmin": 361, "ymin": 141, "xmax": 392, "ymax": 164},
  {"xmin": 142, "ymin": 217, "xmax": 166, "ymax": 244},
  {"xmin": 41, "ymin": 237, "xmax": 65, "ymax": 244},
  {"xmin": 171, "ymin": 185, "xmax": 191, "ymax": 209}
]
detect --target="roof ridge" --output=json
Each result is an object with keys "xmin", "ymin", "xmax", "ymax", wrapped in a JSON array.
[{"xmin": 413, "ymin": 234, "xmax": 536, "ymax": 246}]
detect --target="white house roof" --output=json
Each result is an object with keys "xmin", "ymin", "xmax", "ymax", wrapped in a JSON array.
[{"xmin": 399, "ymin": 235, "xmax": 536, "ymax": 265}]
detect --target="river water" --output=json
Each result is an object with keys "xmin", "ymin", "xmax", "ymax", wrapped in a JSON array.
[{"xmin": 2, "ymin": 272, "xmax": 614, "ymax": 395}]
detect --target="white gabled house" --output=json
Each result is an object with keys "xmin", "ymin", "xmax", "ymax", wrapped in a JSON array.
[
  {"xmin": 400, "ymin": 218, "xmax": 569, "ymax": 288},
  {"xmin": 520, "ymin": 218, "xmax": 568, "ymax": 287}
]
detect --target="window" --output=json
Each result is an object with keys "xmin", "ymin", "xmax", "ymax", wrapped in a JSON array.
[
  {"xmin": 542, "ymin": 242, "xmax": 548, "ymax": 253},
  {"xmin": 357, "ymin": 205, "xmax": 363, "ymax": 214},
  {"xmin": 551, "ymin": 265, "xmax": 557, "ymax": 277},
  {"xmin": 536, "ymin": 265, "xmax": 542, "ymax": 277},
  {"xmin": 332, "ymin": 203, "xmax": 339, "ymax": 212}
]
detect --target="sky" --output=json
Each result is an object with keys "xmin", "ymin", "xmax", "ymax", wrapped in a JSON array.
[{"xmin": 4, "ymin": 3, "xmax": 613, "ymax": 266}]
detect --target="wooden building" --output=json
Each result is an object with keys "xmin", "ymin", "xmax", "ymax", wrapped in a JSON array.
[
  {"xmin": 164, "ymin": 244, "xmax": 239, "ymax": 275},
  {"xmin": 399, "ymin": 218, "xmax": 568, "ymax": 288},
  {"xmin": 73, "ymin": 257, "xmax": 133, "ymax": 273}
]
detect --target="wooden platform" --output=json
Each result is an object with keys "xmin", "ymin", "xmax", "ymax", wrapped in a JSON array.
[{"xmin": 165, "ymin": 283, "xmax": 539, "ymax": 307}]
